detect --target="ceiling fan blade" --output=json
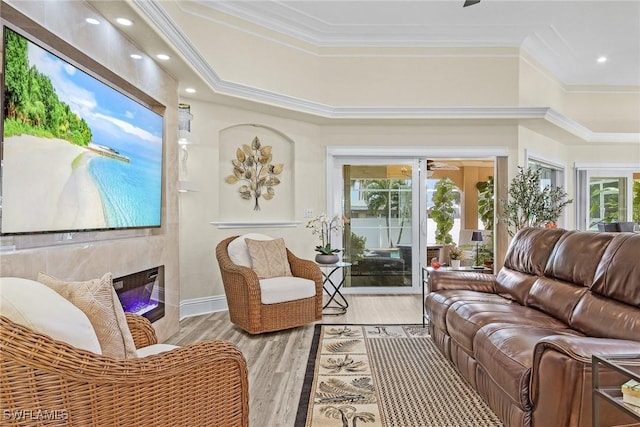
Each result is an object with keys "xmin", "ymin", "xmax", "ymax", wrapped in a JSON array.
[
  {"xmin": 463, "ymin": 0, "xmax": 481, "ymax": 7},
  {"xmin": 428, "ymin": 161, "xmax": 460, "ymax": 171}
]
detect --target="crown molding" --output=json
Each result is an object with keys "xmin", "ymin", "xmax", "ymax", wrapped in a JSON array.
[
  {"xmin": 543, "ymin": 109, "xmax": 640, "ymax": 144},
  {"xmin": 135, "ymin": 1, "xmax": 640, "ymax": 145}
]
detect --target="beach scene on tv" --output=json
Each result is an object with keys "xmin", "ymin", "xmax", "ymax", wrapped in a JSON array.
[{"xmin": 1, "ymin": 28, "xmax": 163, "ymax": 234}]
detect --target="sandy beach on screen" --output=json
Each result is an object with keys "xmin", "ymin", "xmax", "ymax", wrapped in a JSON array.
[{"xmin": 2, "ymin": 135, "xmax": 105, "ymax": 233}]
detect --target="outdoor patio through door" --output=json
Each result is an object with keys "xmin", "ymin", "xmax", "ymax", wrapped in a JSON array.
[
  {"xmin": 343, "ymin": 164, "xmax": 414, "ymax": 290},
  {"xmin": 329, "ymin": 150, "xmax": 501, "ymax": 295}
]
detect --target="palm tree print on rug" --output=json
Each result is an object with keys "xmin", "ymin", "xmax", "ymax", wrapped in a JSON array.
[
  {"xmin": 296, "ymin": 324, "xmax": 503, "ymax": 427},
  {"xmin": 298, "ymin": 325, "xmax": 427, "ymax": 427}
]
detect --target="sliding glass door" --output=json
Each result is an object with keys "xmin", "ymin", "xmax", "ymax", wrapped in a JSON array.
[
  {"xmin": 342, "ymin": 163, "xmax": 416, "ymax": 291},
  {"xmin": 330, "ymin": 154, "xmax": 498, "ymax": 294}
]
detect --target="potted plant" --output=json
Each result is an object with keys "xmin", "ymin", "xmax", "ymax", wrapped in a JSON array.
[
  {"xmin": 499, "ymin": 166, "xmax": 573, "ymax": 236},
  {"xmin": 431, "ymin": 177, "xmax": 457, "ymax": 244},
  {"xmin": 448, "ymin": 245, "xmax": 464, "ymax": 269},
  {"xmin": 306, "ymin": 213, "xmax": 345, "ymax": 264},
  {"xmin": 476, "ymin": 176, "xmax": 494, "ymax": 231},
  {"xmin": 478, "ymin": 244, "xmax": 494, "ymax": 269}
]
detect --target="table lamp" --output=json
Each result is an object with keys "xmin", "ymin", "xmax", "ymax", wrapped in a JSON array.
[{"xmin": 471, "ymin": 231, "xmax": 483, "ymax": 267}]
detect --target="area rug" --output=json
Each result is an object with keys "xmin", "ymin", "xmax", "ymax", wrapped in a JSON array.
[{"xmin": 295, "ymin": 324, "xmax": 503, "ymax": 427}]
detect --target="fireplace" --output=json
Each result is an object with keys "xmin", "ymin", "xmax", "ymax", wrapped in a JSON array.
[{"xmin": 113, "ymin": 266, "xmax": 164, "ymax": 323}]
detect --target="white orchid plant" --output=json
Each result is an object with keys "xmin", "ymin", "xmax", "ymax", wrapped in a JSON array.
[{"xmin": 306, "ymin": 213, "xmax": 346, "ymax": 255}]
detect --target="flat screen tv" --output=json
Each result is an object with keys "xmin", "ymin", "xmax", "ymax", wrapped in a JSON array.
[{"xmin": 1, "ymin": 26, "xmax": 164, "ymax": 235}]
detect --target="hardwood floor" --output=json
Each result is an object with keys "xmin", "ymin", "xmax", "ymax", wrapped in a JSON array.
[{"xmin": 165, "ymin": 294, "xmax": 422, "ymax": 427}]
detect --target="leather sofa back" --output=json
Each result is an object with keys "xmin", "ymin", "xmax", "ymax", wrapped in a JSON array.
[
  {"xmin": 527, "ymin": 232, "xmax": 616, "ymax": 325},
  {"xmin": 545, "ymin": 231, "xmax": 616, "ymax": 287},
  {"xmin": 495, "ymin": 228, "xmax": 566, "ymax": 305},
  {"xmin": 498, "ymin": 228, "xmax": 639, "ymax": 341},
  {"xmin": 591, "ymin": 233, "xmax": 640, "ymax": 306},
  {"xmin": 571, "ymin": 233, "xmax": 640, "ymax": 340}
]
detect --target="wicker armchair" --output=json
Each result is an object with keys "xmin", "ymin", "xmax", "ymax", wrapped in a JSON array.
[
  {"xmin": 0, "ymin": 313, "xmax": 249, "ymax": 427},
  {"xmin": 216, "ymin": 235, "xmax": 323, "ymax": 334}
]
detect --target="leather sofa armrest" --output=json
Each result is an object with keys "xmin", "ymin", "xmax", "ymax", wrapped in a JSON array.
[
  {"xmin": 530, "ymin": 335, "xmax": 640, "ymax": 427},
  {"xmin": 429, "ymin": 270, "xmax": 496, "ymax": 293},
  {"xmin": 533, "ymin": 335, "xmax": 640, "ymax": 366}
]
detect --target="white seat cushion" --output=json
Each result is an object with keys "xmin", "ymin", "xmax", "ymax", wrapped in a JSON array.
[
  {"xmin": 259, "ymin": 276, "xmax": 316, "ymax": 304},
  {"xmin": 136, "ymin": 343, "xmax": 179, "ymax": 358},
  {"xmin": 227, "ymin": 233, "xmax": 274, "ymax": 267},
  {"xmin": 0, "ymin": 277, "xmax": 102, "ymax": 354}
]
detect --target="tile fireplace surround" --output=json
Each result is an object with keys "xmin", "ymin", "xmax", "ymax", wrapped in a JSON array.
[{"xmin": 0, "ymin": 235, "xmax": 180, "ymax": 342}]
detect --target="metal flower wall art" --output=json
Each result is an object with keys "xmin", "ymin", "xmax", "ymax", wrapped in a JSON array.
[{"xmin": 225, "ymin": 136, "xmax": 284, "ymax": 211}]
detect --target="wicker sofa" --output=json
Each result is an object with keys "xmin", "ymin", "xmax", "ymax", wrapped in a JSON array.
[
  {"xmin": 425, "ymin": 228, "xmax": 640, "ymax": 427},
  {"xmin": 0, "ymin": 277, "xmax": 248, "ymax": 427}
]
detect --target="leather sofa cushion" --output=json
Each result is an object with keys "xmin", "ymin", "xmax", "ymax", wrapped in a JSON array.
[
  {"xmin": 592, "ymin": 233, "xmax": 640, "ymax": 306},
  {"xmin": 446, "ymin": 302, "xmax": 568, "ymax": 356},
  {"xmin": 494, "ymin": 268, "xmax": 538, "ymax": 305},
  {"xmin": 527, "ymin": 277, "xmax": 587, "ymax": 325},
  {"xmin": 503, "ymin": 228, "xmax": 566, "ymax": 276},
  {"xmin": 475, "ymin": 324, "xmax": 583, "ymax": 411},
  {"xmin": 545, "ymin": 231, "xmax": 615, "ymax": 287},
  {"xmin": 570, "ymin": 291, "xmax": 640, "ymax": 340},
  {"xmin": 426, "ymin": 290, "xmax": 513, "ymax": 333}
]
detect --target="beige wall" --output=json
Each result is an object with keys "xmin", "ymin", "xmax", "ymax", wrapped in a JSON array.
[
  {"xmin": 563, "ymin": 91, "xmax": 640, "ymax": 133},
  {"xmin": 179, "ymin": 98, "xmax": 521, "ymax": 302},
  {"xmin": 181, "ymin": 96, "xmax": 638, "ymax": 306},
  {"xmin": 518, "ymin": 53, "xmax": 566, "ymax": 111},
  {"xmin": 0, "ymin": 0, "xmax": 180, "ymax": 341}
]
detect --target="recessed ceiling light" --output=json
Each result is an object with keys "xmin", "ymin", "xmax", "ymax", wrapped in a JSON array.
[
  {"xmin": 156, "ymin": 54, "xmax": 170, "ymax": 61},
  {"xmin": 597, "ymin": 56, "xmax": 608, "ymax": 63},
  {"xmin": 116, "ymin": 18, "xmax": 133, "ymax": 26},
  {"xmin": 86, "ymin": 18, "xmax": 100, "ymax": 25},
  {"xmin": 185, "ymin": 88, "xmax": 196, "ymax": 93},
  {"xmin": 130, "ymin": 54, "xmax": 142, "ymax": 60}
]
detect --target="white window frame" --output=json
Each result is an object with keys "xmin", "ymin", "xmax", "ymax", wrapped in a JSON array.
[
  {"xmin": 524, "ymin": 150, "xmax": 569, "ymax": 229},
  {"xmin": 574, "ymin": 163, "xmax": 637, "ymax": 231}
]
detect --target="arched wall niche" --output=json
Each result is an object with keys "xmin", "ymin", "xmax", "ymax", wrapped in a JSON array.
[{"xmin": 218, "ymin": 124, "xmax": 295, "ymax": 222}]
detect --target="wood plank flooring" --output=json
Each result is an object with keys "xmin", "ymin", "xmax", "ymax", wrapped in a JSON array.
[{"xmin": 165, "ymin": 294, "xmax": 422, "ymax": 427}]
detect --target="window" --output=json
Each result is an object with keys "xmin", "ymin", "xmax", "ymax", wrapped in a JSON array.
[
  {"xmin": 526, "ymin": 155, "xmax": 568, "ymax": 228},
  {"xmin": 575, "ymin": 165, "xmax": 639, "ymax": 231}
]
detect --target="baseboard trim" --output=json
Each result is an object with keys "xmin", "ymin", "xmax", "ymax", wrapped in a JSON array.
[{"xmin": 179, "ymin": 295, "xmax": 228, "ymax": 320}]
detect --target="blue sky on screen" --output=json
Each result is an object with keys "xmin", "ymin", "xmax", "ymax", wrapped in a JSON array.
[{"xmin": 25, "ymin": 37, "xmax": 162, "ymax": 154}]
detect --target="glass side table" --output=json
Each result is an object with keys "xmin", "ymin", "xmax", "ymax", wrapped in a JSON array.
[
  {"xmin": 592, "ymin": 354, "xmax": 640, "ymax": 427},
  {"xmin": 317, "ymin": 261, "xmax": 351, "ymax": 315}
]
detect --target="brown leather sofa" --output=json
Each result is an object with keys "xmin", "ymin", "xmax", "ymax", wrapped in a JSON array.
[{"xmin": 425, "ymin": 227, "xmax": 640, "ymax": 427}]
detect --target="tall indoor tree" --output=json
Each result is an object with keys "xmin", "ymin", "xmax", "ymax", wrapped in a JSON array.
[
  {"xmin": 431, "ymin": 177, "xmax": 457, "ymax": 244},
  {"xmin": 500, "ymin": 166, "xmax": 572, "ymax": 236}
]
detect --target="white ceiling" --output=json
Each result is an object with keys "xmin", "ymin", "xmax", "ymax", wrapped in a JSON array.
[
  {"xmin": 195, "ymin": 0, "xmax": 640, "ymax": 87},
  {"xmin": 87, "ymin": 0, "xmax": 640, "ymax": 115}
]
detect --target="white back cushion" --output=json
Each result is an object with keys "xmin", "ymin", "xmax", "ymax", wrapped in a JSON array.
[
  {"xmin": 227, "ymin": 233, "xmax": 273, "ymax": 267},
  {"xmin": 0, "ymin": 277, "xmax": 102, "ymax": 354}
]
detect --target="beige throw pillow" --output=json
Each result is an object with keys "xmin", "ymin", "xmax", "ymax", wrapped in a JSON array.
[
  {"xmin": 38, "ymin": 272, "xmax": 137, "ymax": 359},
  {"xmin": 245, "ymin": 237, "xmax": 293, "ymax": 279}
]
